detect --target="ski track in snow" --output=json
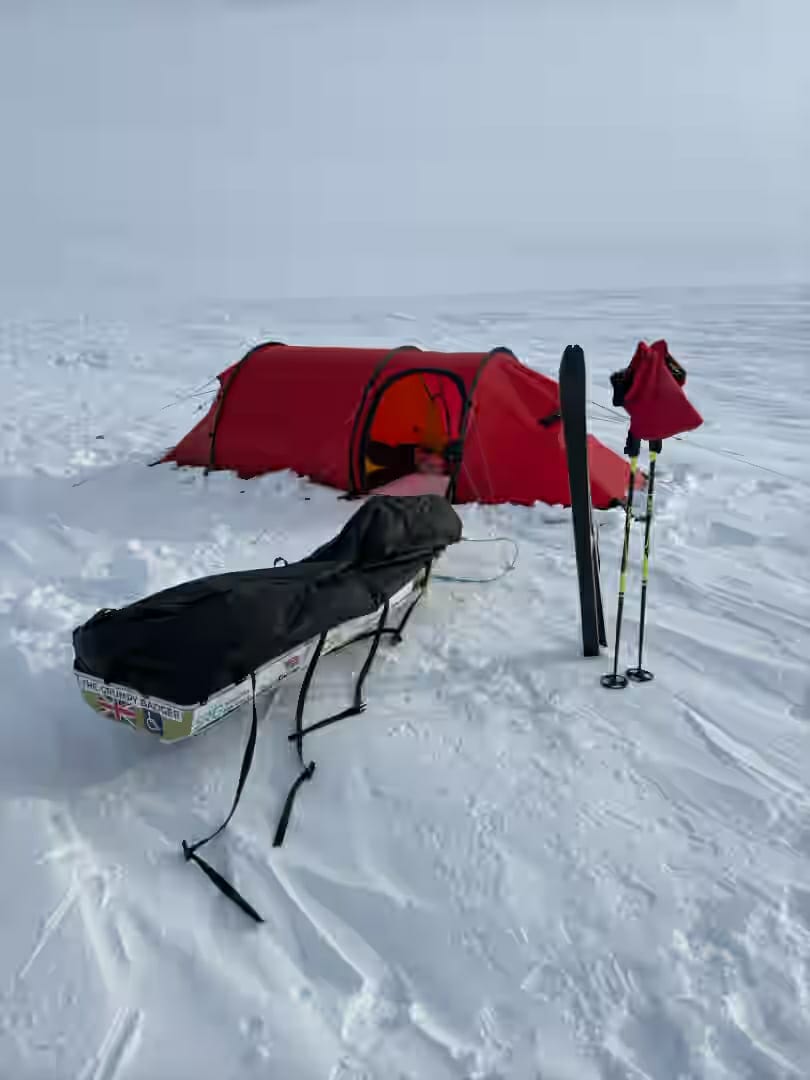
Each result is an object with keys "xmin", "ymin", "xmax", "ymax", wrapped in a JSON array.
[{"xmin": 2, "ymin": 286, "xmax": 810, "ymax": 1079}]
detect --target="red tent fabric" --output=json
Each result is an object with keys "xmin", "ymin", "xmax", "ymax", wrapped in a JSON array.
[{"xmin": 165, "ymin": 343, "xmax": 635, "ymax": 508}]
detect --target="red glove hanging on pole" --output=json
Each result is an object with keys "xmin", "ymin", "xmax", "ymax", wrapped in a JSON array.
[
  {"xmin": 610, "ymin": 340, "xmax": 703, "ymax": 441},
  {"xmin": 601, "ymin": 339, "xmax": 703, "ymax": 691}
]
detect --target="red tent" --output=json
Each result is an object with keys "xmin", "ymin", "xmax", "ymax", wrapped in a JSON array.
[{"xmin": 165, "ymin": 343, "xmax": 634, "ymax": 508}]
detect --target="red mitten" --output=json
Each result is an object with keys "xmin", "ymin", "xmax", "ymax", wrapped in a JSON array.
[{"xmin": 611, "ymin": 340, "xmax": 703, "ymax": 441}]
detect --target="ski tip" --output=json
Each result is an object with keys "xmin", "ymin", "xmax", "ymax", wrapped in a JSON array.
[
  {"xmin": 559, "ymin": 345, "xmax": 586, "ymax": 381},
  {"xmin": 562, "ymin": 344, "xmax": 585, "ymax": 362}
]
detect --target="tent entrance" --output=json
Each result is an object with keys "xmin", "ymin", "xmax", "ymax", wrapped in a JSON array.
[{"xmin": 357, "ymin": 369, "xmax": 467, "ymax": 492}]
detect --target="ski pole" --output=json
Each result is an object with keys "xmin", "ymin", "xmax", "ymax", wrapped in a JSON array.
[
  {"xmin": 626, "ymin": 439, "xmax": 660, "ymax": 682},
  {"xmin": 601, "ymin": 433, "xmax": 640, "ymax": 689}
]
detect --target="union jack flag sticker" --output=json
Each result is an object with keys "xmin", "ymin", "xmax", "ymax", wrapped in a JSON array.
[{"xmin": 96, "ymin": 695, "xmax": 140, "ymax": 728}]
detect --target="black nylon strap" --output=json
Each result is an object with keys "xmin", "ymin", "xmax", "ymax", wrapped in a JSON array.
[
  {"xmin": 181, "ymin": 672, "xmax": 264, "ymax": 922},
  {"xmin": 272, "ymin": 601, "xmax": 390, "ymax": 847},
  {"xmin": 181, "ymin": 845, "xmax": 264, "ymax": 923},
  {"xmin": 272, "ymin": 633, "xmax": 323, "ymax": 847},
  {"xmin": 182, "ymin": 570, "xmax": 433, "ymax": 908},
  {"xmin": 272, "ymin": 761, "xmax": 316, "ymax": 847}
]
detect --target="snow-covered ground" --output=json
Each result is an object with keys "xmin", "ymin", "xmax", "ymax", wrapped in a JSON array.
[
  {"xmin": 2, "ymin": 1, "xmax": 809, "ymax": 1077},
  {"xmin": 2, "ymin": 287, "xmax": 809, "ymax": 1080}
]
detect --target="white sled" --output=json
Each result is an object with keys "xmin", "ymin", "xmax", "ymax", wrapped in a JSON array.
[{"xmin": 75, "ymin": 572, "xmax": 426, "ymax": 744}]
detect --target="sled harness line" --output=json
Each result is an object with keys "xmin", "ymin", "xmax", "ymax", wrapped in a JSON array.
[
  {"xmin": 272, "ymin": 598, "xmax": 391, "ymax": 847},
  {"xmin": 181, "ymin": 564, "xmax": 431, "ymax": 922},
  {"xmin": 181, "ymin": 672, "xmax": 265, "ymax": 923}
]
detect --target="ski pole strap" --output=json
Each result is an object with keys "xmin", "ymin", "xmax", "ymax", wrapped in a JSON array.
[
  {"xmin": 181, "ymin": 672, "xmax": 264, "ymax": 923},
  {"xmin": 625, "ymin": 431, "xmax": 642, "ymax": 457}
]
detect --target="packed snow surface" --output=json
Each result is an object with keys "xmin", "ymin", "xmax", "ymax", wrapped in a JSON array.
[
  {"xmin": 2, "ymin": 1, "xmax": 809, "ymax": 1077},
  {"xmin": 2, "ymin": 287, "xmax": 809, "ymax": 1079}
]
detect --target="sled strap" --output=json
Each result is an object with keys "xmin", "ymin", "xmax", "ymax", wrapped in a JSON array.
[
  {"xmin": 273, "ymin": 601, "xmax": 391, "ymax": 847},
  {"xmin": 271, "ymin": 761, "xmax": 316, "ymax": 849},
  {"xmin": 181, "ymin": 672, "xmax": 264, "ymax": 923},
  {"xmin": 326, "ymin": 563, "xmax": 429, "ymax": 653},
  {"xmin": 272, "ymin": 632, "xmax": 324, "ymax": 847},
  {"xmin": 392, "ymin": 563, "xmax": 430, "ymax": 640}
]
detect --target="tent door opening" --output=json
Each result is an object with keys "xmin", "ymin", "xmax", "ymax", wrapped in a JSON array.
[{"xmin": 357, "ymin": 370, "xmax": 467, "ymax": 492}]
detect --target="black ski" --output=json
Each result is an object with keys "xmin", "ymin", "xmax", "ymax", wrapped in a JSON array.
[{"xmin": 559, "ymin": 345, "xmax": 606, "ymax": 656}]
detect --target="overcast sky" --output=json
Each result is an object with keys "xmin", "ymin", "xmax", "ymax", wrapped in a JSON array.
[{"xmin": 0, "ymin": 0, "xmax": 807, "ymax": 309}]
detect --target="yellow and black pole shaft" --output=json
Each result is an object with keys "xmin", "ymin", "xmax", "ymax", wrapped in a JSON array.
[
  {"xmin": 626, "ymin": 438, "xmax": 661, "ymax": 682},
  {"xmin": 601, "ymin": 432, "xmax": 641, "ymax": 689}
]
